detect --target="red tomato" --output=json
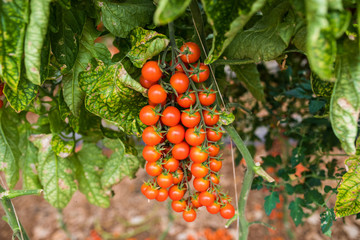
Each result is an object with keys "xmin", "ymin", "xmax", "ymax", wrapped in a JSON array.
[
  {"xmin": 170, "ymin": 59, "xmax": 188, "ymax": 72},
  {"xmin": 209, "ymin": 158, "xmax": 222, "ymax": 172},
  {"xmin": 203, "ymin": 110, "xmax": 219, "ymax": 126},
  {"xmin": 191, "ymin": 193, "xmax": 202, "ymax": 208},
  {"xmin": 156, "ymin": 188, "xmax": 168, "ymax": 202},
  {"xmin": 220, "ymin": 204, "xmax": 235, "ymax": 219},
  {"xmin": 185, "ymin": 128, "xmax": 206, "ymax": 146},
  {"xmin": 170, "ymin": 72, "xmax": 189, "ymax": 94},
  {"xmin": 171, "ymin": 200, "xmax": 187, "ymax": 212},
  {"xmin": 181, "ymin": 110, "xmax": 201, "ymax": 128},
  {"xmin": 163, "ymin": 157, "xmax": 180, "ymax": 172},
  {"xmin": 206, "ymin": 128, "xmax": 223, "ymax": 142},
  {"xmin": 142, "ymin": 126, "xmax": 163, "ymax": 146},
  {"xmin": 207, "ymin": 202, "xmax": 220, "ymax": 214},
  {"xmin": 167, "ymin": 125, "xmax": 185, "ymax": 144},
  {"xmin": 169, "ymin": 185, "xmax": 186, "ymax": 201},
  {"xmin": 161, "ymin": 106, "xmax": 181, "ymax": 127},
  {"xmin": 199, "ymin": 89, "xmax": 216, "ymax": 106},
  {"xmin": 180, "ymin": 42, "xmax": 201, "ymax": 63},
  {"xmin": 144, "ymin": 186, "xmax": 159, "ymax": 200},
  {"xmin": 139, "ymin": 105, "xmax": 159, "ymax": 125},
  {"xmin": 191, "ymin": 163, "xmax": 209, "ymax": 178},
  {"xmin": 157, "ymin": 173, "xmax": 173, "ymax": 188},
  {"xmin": 140, "ymin": 75, "xmax": 156, "ymax": 89},
  {"xmin": 189, "ymin": 146, "xmax": 208, "ymax": 163},
  {"xmin": 208, "ymin": 144, "xmax": 220, "ymax": 157},
  {"xmin": 148, "ymin": 84, "xmax": 167, "ymax": 104},
  {"xmin": 142, "ymin": 61, "xmax": 162, "ymax": 82},
  {"xmin": 172, "ymin": 169, "xmax": 184, "ymax": 184},
  {"xmin": 190, "ymin": 63, "xmax": 210, "ymax": 83},
  {"xmin": 172, "ymin": 142, "xmax": 190, "ymax": 160},
  {"xmin": 146, "ymin": 161, "xmax": 163, "ymax": 176},
  {"xmin": 149, "ymin": 98, "xmax": 166, "ymax": 107},
  {"xmin": 183, "ymin": 208, "xmax": 197, "ymax": 222},
  {"xmin": 141, "ymin": 183, "xmax": 149, "ymax": 195},
  {"xmin": 142, "ymin": 145, "xmax": 162, "ymax": 162},
  {"xmin": 176, "ymin": 92, "xmax": 196, "ymax": 108},
  {"xmin": 210, "ymin": 173, "xmax": 220, "ymax": 184},
  {"xmin": 193, "ymin": 177, "xmax": 210, "ymax": 192},
  {"xmin": 199, "ymin": 191, "xmax": 215, "ymax": 206}
]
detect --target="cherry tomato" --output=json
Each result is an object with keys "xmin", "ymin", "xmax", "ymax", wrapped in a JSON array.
[
  {"xmin": 203, "ymin": 110, "xmax": 219, "ymax": 126},
  {"xmin": 139, "ymin": 105, "xmax": 159, "ymax": 126},
  {"xmin": 171, "ymin": 200, "xmax": 186, "ymax": 212},
  {"xmin": 172, "ymin": 142, "xmax": 190, "ymax": 160},
  {"xmin": 206, "ymin": 128, "xmax": 223, "ymax": 142},
  {"xmin": 142, "ymin": 61, "xmax": 162, "ymax": 82},
  {"xmin": 210, "ymin": 173, "xmax": 220, "ymax": 184},
  {"xmin": 144, "ymin": 186, "xmax": 159, "ymax": 200},
  {"xmin": 193, "ymin": 177, "xmax": 210, "ymax": 192},
  {"xmin": 169, "ymin": 185, "xmax": 186, "ymax": 201},
  {"xmin": 177, "ymin": 92, "xmax": 196, "ymax": 108},
  {"xmin": 199, "ymin": 89, "xmax": 216, "ymax": 106},
  {"xmin": 170, "ymin": 72, "xmax": 189, "ymax": 94},
  {"xmin": 166, "ymin": 125, "xmax": 185, "ymax": 144},
  {"xmin": 141, "ymin": 183, "xmax": 149, "ymax": 195},
  {"xmin": 148, "ymin": 84, "xmax": 167, "ymax": 104},
  {"xmin": 142, "ymin": 126, "xmax": 163, "ymax": 146},
  {"xmin": 207, "ymin": 202, "xmax": 220, "ymax": 214},
  {"xmin": 170, "ymin": 59, "xmax": 188, "ymax": 72},
  {"xmin": 210, "ymin": 158, "xmax": 222, "ymax": 172},
  {"xmin": 191, "ymin": 163, "xmax": 209, "ymax": 178},
  {"xmin": 163, "ymin": 157, "xmax": 180, "ymax": 172},
  {"xmin": 180, "ymin": 42, "xmax": 201, "ymax": 64},
  {"xmin": 140, "ymin": 75, "xmax": 156, "ymax": 89},
  {"xmin": 157, "ymin": 173, "xmax": 173, "ymax": 188},
  {"xmin": 181, "ymin": 110, "xmax": 201, "ymax": 128},
  {"xmin": 220, "ymin": 203, "xmax": 235, "ymax": 219},
  {"xmin": 189, "ymin": 146, "xmax": 208, "ymax": 163},
  {"xmin": 199, "ymin": 191, "xmax": 215, "ymax": 207},
  {"xmin": 161, "ymin": 106, "xmax": 181, "ymax": 127},
  {"xmin": 183, "ymin": 208, "xmax": 197, "ymax": 222},
  {"xmin": 208, "ymin": 144, "xmax": 220, "ymax": 157},
  {"xmin": 191, "ymin": 193, "xmax": 202, "ymax": 208},
  {"xmin": 172, "ymin": 169, "xmax": 184, "ymax": 184},
  {"xmin": 142, "ymin": 145, "xmax": 162, "ymax": 162},
  {"xmin": 146, "ymin": 161, "xmax": 163, "ymax": 176},
  {"xmin": 149, "ymin": 98, "xmax": 166, "ymax": 107},
  {"xmin": 190, "ymin": 63, "xmax": 210, "ymax": 83},
  {"xmin": 185, "ymin": 128, "xmax": 206, "ymax": 146},
  {"xmin": 156, "ymin": 188, "xmax": 168, "ymax": 202}
]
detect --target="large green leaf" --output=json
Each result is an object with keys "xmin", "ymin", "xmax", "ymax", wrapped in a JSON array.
[
  {"xmin": 330, "ymin": 39, "xmax": 360, "ymax": 155},
  {"xmin": 0, "ymin": 108, "xmax": 21, "ymax": 189},
  {"xmin": 50, "ymin": 3, "xmax": 86, "ymax": 72},
  {"xmin": 22, "ymin": 140, "xmax": 42, "ymax": 190},
  {"xmin": 224, "ymin": 1, "xmax": 295, "ymax": 62},
  {"xmin": 202, "ymin": 0, "xmax": 266, "ymax": 64},
  {"xmin": 99, "ymin": 0, "xmax": 155, "ymax": 38},
  {"xmin": 153, "ymin": 0, "xmax": 191, "ymax": 25},
  {"xmin": 230, "ymin": 64, "xmax": 264, "ymax": 101},
  {"xmin": 63, "ymin": 19, "xmax": 111, "ymax": 117},
  {"xmin": 0, "ymin": 0, "xmax": 29, "ymax": 91},
  {"xmin": 74, "ymin": 143, "xmax": 110, "ymax": 207},
  {"xmin": 127, "ymin": 27, "xmax": 169, "ymax": 68},
  {"xmin": 79, "ymin": 60, "xmax": 147, "ymax": 136},
  {"xmin": 334, "ymin": 155, "xmax": 360, "ymax": 217},
  {"xmin": 30, "ymin": 134, "xmax": 77, "ymax": 208},
  {"xmin": 305, "ymin": 0, "xmax": 336, "ymax": 80},
  {"xmin": 101, "ymin": 138, "xmax": 142, "ymax": 188},
  {"xmin": 24, "ymin": 0, "xmax": 51, "ymax": 85}
]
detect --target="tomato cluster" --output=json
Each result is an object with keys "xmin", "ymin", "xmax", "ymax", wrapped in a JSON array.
[
  {"xmin": 139, "ymin": 42, "xmax": 235, "ymax": 222},
  {"xmin": 0, "ymin": 83, "xmax": 4, "ymax": 109}
]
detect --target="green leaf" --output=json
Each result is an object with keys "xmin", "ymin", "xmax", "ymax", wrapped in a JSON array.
[
  {"xmin": 224, "ymin": 1, "xmax": 295, "ymax": 62},
  {"xmin": 154, "ymin": 0, "xmax": 191, "ymax": 25},
  {"xmin": 22, "ymin": 140, "xmax": 42, "ymax": 190},
  {"xmin": 330, "ymin": 39, "xmax": 360, "ymax": 155},
  {"xmin": 305, "ymin": 0, "xmax": 336, "ymax": 80},
  {"xmin": 264, "ymin": 191, "xmax": 280, "ymax": 216},
  {"xmin": 48, "ymin": 107, "xmax": 67, "ymax": 134},
  {"xmin": 101, "ymin": 138, "xmax": 142, "ymax": 188},
  {"xmin": 334, "ymin": 156, "xmax": 360, "ymax": 217},
  {"xmin": 230, "ymin": 64, "xmax": 264, "ymax": 101},
  {"xmin": 30, "ymin": 134, "xmax": 77, "ymax": 208},
  {"xmin": 0, "ymin": 0, "xmax": 29, "ymax": 91},
  {"xmin": 73, "ymin": 143, "xmax": 110, "ymax": 208},
  {"xmin": 127, "ymin": 27, "xmax": 169, "ymax": 68},
  {"xmin": 311, "ymin": 73, "xmax": 334, "ymax": 97},
  {"xmin": 24, "ymin": 0, "xmax": 51, "ymax": 85},
  {"xmin": 328, "ymin": 10, "xmax": 351, "ymax": 39},
  {"xmin": 289, "ymin": 197, "xmax": 305, "ymax": 226},
  {"xmin": 309, "ymin": 99, "xmax": 326, "ymax": 114},
  {"xmin": 203, "ymin": 0, "xmax": 266, "ymax": 64},
  {"xmin": 99, "ymin": 0, "xmax": 155, "ymax": 38},
  {"xmin": 292, "ymin": 26, "xmax": 307, "ymax": 52},
  {"xmin": 50, "ymin": 3, "xmax": 86, "ymax": 72},
  {"xmin": 320, "ymin": 208, "xmax": 335, "ymax": 234},
  {"xmin": 290, "ymin": 147, "xmax": 305, "ymax": 167},
  {"xmin": 0, "ymin": 108, "xmax": 21, "ymax": 188},
  {"xmin": 219, "ymin": 112, "xmax": 235, "ymax": 126},
  {"xmin": 79, "ymin": 60, "xmax": 147, "ymax": 136},
  {"xmin": 50, "ymin": 134, "xmax": 74, "ymax": 158},
  {"xmin": 305, "ymin": 189, "xmax": 324, "ymax": 205}
]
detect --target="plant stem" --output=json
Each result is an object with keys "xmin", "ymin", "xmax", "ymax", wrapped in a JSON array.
[
  {"xmin": 213, "ymin": 59, "xmax": 256, "ymax": 65},
  {"xmin": 0, "ymin": 189, "xmax": 43, "ymax": 199}
]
